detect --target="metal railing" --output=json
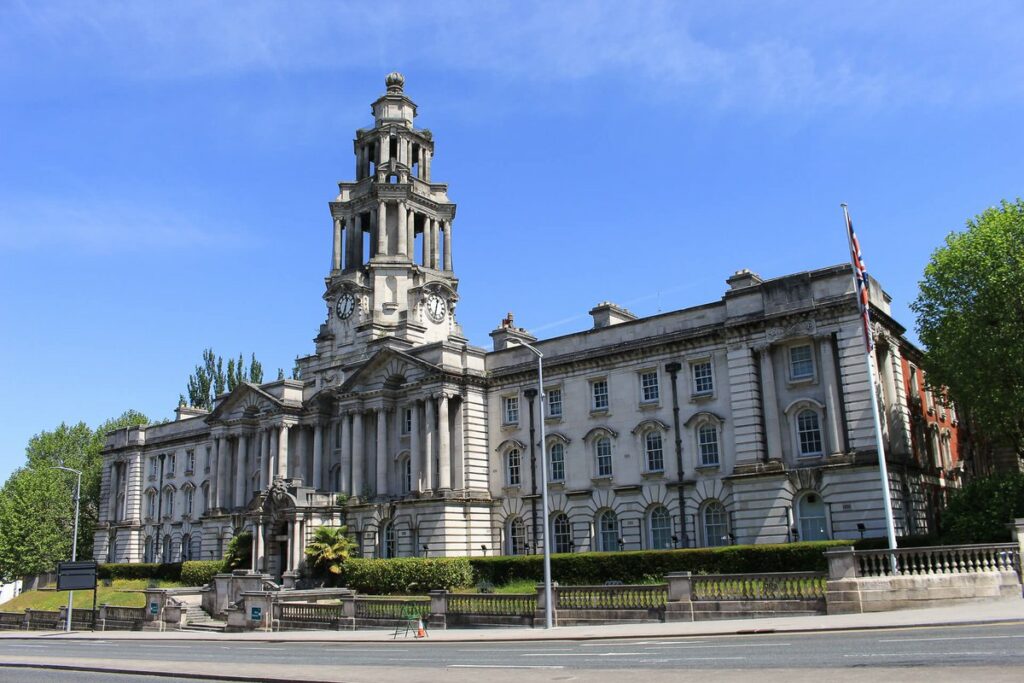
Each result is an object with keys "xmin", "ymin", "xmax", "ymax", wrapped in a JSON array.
[
  {"xmin": 354, "ymin": 597, "xmax": 429, "ymax": 620},
  {"xmin": 448, "ymin": 593, "xmax": 536, "ymax": 616},
  {"xmin": 692, "ymin": 572, "xmax": 827, "ymax": 601},
  {"xmin": 279, "ymin": 603, "xmax": 345, "ymax": 622},
  {"xmin": 854, "ymin": 543, "xmax": 1019, "ymax": 577},
  {"xmin": 556, "ymin": 584, "xmax": 667, "ymax": 610}
]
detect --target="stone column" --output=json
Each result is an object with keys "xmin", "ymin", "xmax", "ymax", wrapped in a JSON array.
[
  {"xmin": 431, "ymin": 220, "xmax": 440, "ymax": 269},
  {"xmin": 312, "ymin": 422, "xmax": 324, "ymax": 490},
  {"xmin": 209, "ymin": 438, "xmax": 220, "ymax": 510},
  {"xmin": 215, "ymin": 437, "xmax": 228, "ymax": 509},
  {"xmin": 267, "ymin": 428, "xmax": 277, "ymax": 484},
  {"xmin": 351, "ymin": 412, "xmax": 364, "ymax": 497},
  {"xmin": 377, "ymin": 200, "xmax": 387, "ymax": 255},
  {"xmin": 437, "ymin": 394, "xmax": 451, "ymax": 490},
  {"xmin": 355, "ymin": 146, "xmax": 362, "ymax": 179},
  {"xmin": 257, "ymin": 429, "xmax": 267, "ymax": 492},
  {"xmin": 290, "ymin": 519, "xmax": 302, "ymax": 570},
  {"xmin": 819, "ymin": 335, "xmax": 845, "ymax": 456},
  {"xmin": 410, "ymin": 401, "xmax": 421, "ymax": 493},
  {"xmin": 424, "ymin": 148, "xmax": 431, "ymax": 180},
  {"xmin": 347, "ymin": 213, "xmax": 361, "ymax": 269},
  {"xmin": 253, "ymin": 522, "xmax": 263, "ymax": 572},
  {"xmin": 759, "ymin": 347, "xmax": 783, "ymax": 461},
  {"xmin": 442, "ymin": 220, "xmax": 452, "ymax": 271},
  {"xmin": 424, "ymin": 397, "xmax": 436, "ymax": 491},
  {"xmin": 376, "ymin": 408, "xmax": 388, "ymax": 496},
  {"xmin": 332, "ymin": 217, "xmax": 342, "ymax": 271},
  {"xmin": 340, "ymin": 413, "xmax": 352, "ymax": 494},
  {"xmin": 234, "ymin": 434, "xmax": 248, "ymax": 509},
  {"xmin": 277, "ymin": 425, "xmax": 290, "ymax": 480},
  {"xmin": 297, "ymin": 426, "xmax": 309, "ymax": 483},
  {"xmin": 380, "ymin": 133, "xmax": 390, "ymax": 164},
  {"xmin": 107, "ymin": 463, "xmax": 119, "ymax": 522},
  {"xmin": 452, "ymin": 397, "xmax": 465, "ymax": 490},
  {"xmin": 406, "ymin": 209, "xmax": 415, "ymax": 257},
  {"xmin": 397, "ymin": 201, "xmax": 408, "ymax": 256}
]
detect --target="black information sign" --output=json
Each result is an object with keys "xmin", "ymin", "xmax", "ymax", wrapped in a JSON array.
[{"xmin": 57, "ymin": 561, "xmax": 98, "ymax": 591}]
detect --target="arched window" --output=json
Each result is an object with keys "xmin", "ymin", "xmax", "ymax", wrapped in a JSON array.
[
  {"xmin": 330, "ymin": 464, "xmax": 341, "ymax": 492},
  {"xmin": 107, "ymin": 532, "xmax": 117, "ymax": 563},
  {"xmin": 379, "ymin": 521, "xmax": 396, "ymax": 559},
  {"xmin": 162, "ymin": 486, "xmax": 175, "ymax": 518},
  {"xmin": 595, "ymin": 437, "xmax": 613, "ymax": 477},
  {"xmin": 144, "ymin": 536, "xmax": 154, "ymax": 563},
  {"xmin": 146, "ymin": 491, "xmax": 156, "ymax": 519},
  {"xmin": 551, "ymin": 513, "xmax": 572, "ymax": 554},
  {"xmin": 596, "ymin": 510, "xmax": 619, "ymax": 551},
  {"xmin": 698, "ymin": 423, "xmax": 720, "ymax": 466},
  {"xmin": 162, "ymin": 536, "xmax": 173, "ymax": 563},
  {"xmin": 400, "ymin": 455, "xmax": 412, "ymax": 494},
  {"xmin": 797, "ymin": 492, "xmax": 829, "ymax": 541},
  {"xmin": 181, "ymin": 534, "xmax": 192, "ymax": 561},
  {"xmin": 648, "ymin": 506, "xmax": 673, "ymax": 549},
  {"xmin": 201, "ymin": 482, "xmax": 210, "ymax": 514},
  {"xmin": 507, "ymin": 517, "xmax": 527, "ymax": 555},
  {"xmin": 184, "ymin": 487, "xmax": 194, "ymax": 517},
  {"xmin": 549, "ymin": 443, "xmax": 565, "ymax": 482},
  {"xmin": 796, "ymin": 409, "xmax": 823, "ymax": 457},
  {"xmin": 506, "ymin": 448, "xmax": 522, "ymax": 487},
  {"xmin": 644, "ymin": 431, "xmax": 664, "ymax": 472},
  {"xmin": 702, "ymin": 501, "xmax": 730, "ymax": 547}
]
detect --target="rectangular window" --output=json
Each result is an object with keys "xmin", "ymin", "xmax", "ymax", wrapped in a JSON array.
[
  {"xmin": 640, "ymin": 371, "xmax": 660, "ymax": 403},
  {"xmin": 185, "ymin": 450, "xmax": 195, "ymax": 474},
  {"xmin": 402, "ymin": 408, "xmax": 413, "ymax": 435},
  {"xmin": 546, "ymin": 388, "xmax": 563, "ymax": 418},
  {"xmin": 502, "ymin": 395, "xmax": 519, "ymax": 425},
  {"xmin": 166, "ymin": 454, "xmax": 175, "ymax": 477},
  {"xmin": 204, "ymin": 447, "xmax": 211, "ymax": 473},
  {"xmin": 698, "ymin": 424, "xmax": 720, "ymax": 466},
  {"xmin": 147, "ymin": 493, "xmax": 156, "ymax": 519},
  {"xmin": 591, "ymin": 379, "xmax": 609, "ymax": 411},
  {"xmin": 789, "ymin": 344, "xmax": 814, "ymax": 381},
  {"xmin": 596, "ymin": 438, "xmax": 613, "ymax": 477},
  {"xmin": 185, "ymin": 489, "xmax": 194, "ymax": 516},
  {"xmin": 149, "ymin": 457, "xmax": 158, "ymax": 480},
  {"xmin": 692, "ymin": 360, "xmax": 714, "ymax": 395}
]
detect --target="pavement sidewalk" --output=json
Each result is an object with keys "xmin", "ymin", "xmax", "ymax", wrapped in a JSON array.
[{"xmin": 1, "ymin": 600, "xmax": 1022, "ymax": 642}]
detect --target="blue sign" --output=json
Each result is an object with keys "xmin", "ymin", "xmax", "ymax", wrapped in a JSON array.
[
  {"xmin": 251, "ymin": 606, "xmax": 262, "ymax": 621},
  {"xmin": 149, "ymin": 602, "xmax": 159, "ymax": 615}
]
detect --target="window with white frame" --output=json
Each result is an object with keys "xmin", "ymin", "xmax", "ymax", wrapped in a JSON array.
[
  {"xmin": 166, "ymin": 453, "xmax": 176, "ymax": 477},
  {"xmin": 648, "ymin": 506, "xmax": 673, "ymax": 550},
  {"xmin": 149, "ymin": 457, "xmax": 158, "ymax": 480},
  {"xmin": 144, "ymin": 536, "xmax": 154, "ymax": 563},
  {"xmin": 698, "ymin": 423, "xmax": 720, "ymax": 466},
  {"xmin": 789, "ymin": 344, "xmax": 815, "ymax": 381},
  {"xmin": 597, "ymin": 510, "xmax": 619, "ymax": 551},
  {"xmin": 549, "ymin": 442, "xmax": 565, "ymax": 482},
  {"xmin": 702, "ymin": 500, "xmax": 730, "ymax": 547},
  {"xmin": 507, "ymin": 517, "xmax": 527, "ymax": 555},
  {"xmin": 591, "ymin": 379, "xmax": 609, "ymax": 411},
  {"xmin": 146, "ymin": 491, "xmax": 156, "ymax": 519},
  {"xmin": 201, "ymin": 483, "xmax": 210, "ymax": 514},
  {"xmin": 546, "ymin": 388, "xmax": 563, "ymax": 418},
  {"xmin": 644, "ymin": 431, "xmax": 664, "ymax": 472},
  {"xmin": 204, "ymin": 446, "xmax": 211, "ymax": 473},
  {"xmin": 185, "ymin": 449, "xmax": 195, "ymax": 474},
  {"xmin": 691, "ymin": 360, "xmax": 714, "ymax": 395},
  {"xmin": 402, "ymin": 456, "xmax": 412, "ymax": 494},
  {"xmin": 595, "ymin": 436, "xmax": 613, "ymax": 477},
  {"xmin": 551, "ymin": 513, "xmax": 572, "ymax": 553},
  {"xmin": 185, "ymin": 488, "xmax": 194, "ymax": 516},
  {"xmin": 181, "ymin": 534, "xmax": 192, "ymax": 561},
  {"xmin": 640, "ymin": 370, "xmax": 660, "ymax": 403},
  {"xmin": 503, "ymin": 395, "xmax": 519, "ymax": 425},
  {"xmin": 380, "ymin": 521, "xmax": 396, "ymax": 559},
  {"xmin": 796, "ymin": 409, "xmax": 823, "ymax": 457},
  {"xmin": 163, "ymin": 487, "xmax": 174, "ymax": 517},
  {"xmin": 506, "ymin": 448, "xmax": 522, "ymax": 487},
  {"xmin": 402, "ymin": 407, "xmax": 412, "ymax": 434},
  {"xmin": 162, "ymin": 536, "xmax": 172, "ymax": 563}
]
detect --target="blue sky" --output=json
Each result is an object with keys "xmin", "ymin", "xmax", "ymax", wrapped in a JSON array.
[{"xmin": 2, "ymin": 1, "xmax": 1023, "ymax": 482}]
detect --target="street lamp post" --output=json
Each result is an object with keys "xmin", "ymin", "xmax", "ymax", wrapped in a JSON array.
[
  {"xmin": 54, "ymin": 465, "xmax": 82, "ymax": 633},
  {"xmin": 509, "ymin": 339, "xmax": 553, "ymax": 629}
]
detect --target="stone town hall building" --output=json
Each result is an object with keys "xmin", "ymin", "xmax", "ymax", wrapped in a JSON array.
[{"xmin": 94, "ymin": 74, "xmax": 956, "ymax": 576}]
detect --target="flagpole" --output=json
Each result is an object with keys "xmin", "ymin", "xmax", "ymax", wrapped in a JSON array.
[{"xmin": 841, "ymin": 203, "xmax": 899, "ymax": 572}]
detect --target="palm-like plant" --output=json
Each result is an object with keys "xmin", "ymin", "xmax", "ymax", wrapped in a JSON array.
[{"xmin": 304, "ymin": 526, "xmax": 353, "ymax": 579}]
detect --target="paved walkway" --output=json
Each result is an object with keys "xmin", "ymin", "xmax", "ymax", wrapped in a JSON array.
[{"xmin": 2, "ymin": 600, "xmax": 1022, "ymax": 642}]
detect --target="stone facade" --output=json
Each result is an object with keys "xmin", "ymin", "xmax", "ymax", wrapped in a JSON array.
[{"xmin": 93, "ymin": 74, "xmax": 957, "ymax": 575}]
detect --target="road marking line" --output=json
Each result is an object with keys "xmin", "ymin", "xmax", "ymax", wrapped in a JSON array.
[
  {"xmin": 450, "ymin": 665, "xmax": 565, "ymax": 669},
  {"xmin": 521, "ymin": 652, "xmax": 645, "ymax": 657},
  {"xmin": 879, "ymin": 635, "xmax": 1024, "ymax": 642},
  {"xmin": 644, "ymin": 642, "xmax": 791, "ymax": 650},
  {"xmin": 844, "ymin": 652, "xmax": 995, "ymax": 657}
]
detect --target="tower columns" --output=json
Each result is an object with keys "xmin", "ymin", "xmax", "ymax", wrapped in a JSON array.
[
  {"xmin": 437, "ymin": 393, "xmax": 451, "ymax": 490},
  {"xmin": 332, "ymin": 217, "xmax": 343, "ymax": 271},
  {"xmin": 351, "ymin": 411, "xmax": 364, "ymax": 497},
  {"xmin": 442, "ymin": 220, "xmax": 452, "ymax": 271},
  {"xmin": 277, "ymin": 424, "xmax": 290, "ymax": 479},
  {"xmin": 397, "ymin": 201, "xmax": 408, "ymax": 256}
]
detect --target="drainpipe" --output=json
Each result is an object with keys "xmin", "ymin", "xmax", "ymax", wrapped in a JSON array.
[
  {"xmin": 524, "ymin": 388, "xmax": 539, "ymax": 554},
  {"xmin": 665, "ymin": 362, "xmax": 688, "ymax": 547}
]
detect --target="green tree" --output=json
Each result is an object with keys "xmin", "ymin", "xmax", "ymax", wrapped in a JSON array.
[
  {"xmin": 0, "ymin": 410, "xmax": 149, "ymax": 582},
  {"xmin": 304, "ymin": 526, "xmax": 354, "ymax": 583},
  {"xmin": 249, "ymin": 353, "xmax": 263, "ymax": 384},
  {"xmin": 223, "ymin": 531, "xmax": 252, "ymax": 570},
  {"xmin": 186, "ymin": 349, "xmax": 265, "ymax": 409},
  {"xmin": 911, "ymin": 199, "xmax": 1024, "ymax": 459},
  {"xmin": 940, "ymin": 472, "xmax": 1024, "ymax": 542}
]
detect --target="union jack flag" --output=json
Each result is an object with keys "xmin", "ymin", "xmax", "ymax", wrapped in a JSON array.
[{"xmin": 844, "ymin": 206, "xmax": 873, "ymax": 350}]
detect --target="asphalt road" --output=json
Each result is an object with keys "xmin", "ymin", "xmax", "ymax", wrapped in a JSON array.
[{"xmin": 2, "ymin": 623, "xmax": 1024, "ymax": 682}]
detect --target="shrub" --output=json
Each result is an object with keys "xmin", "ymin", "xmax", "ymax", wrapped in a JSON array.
[
  {"xmin": 470, "ymin": 541, "xmax": 857, "ymax": 586},
  {"xmin": 98, "ymin": 562, "xmax": 182, "ymax": 581},
  {"xmin": 224, "ymin": 531, "xmax": 252, "ymax": 571},
  {"xmin": 181, "ymin": 560, "xmax": 226, "ymax": 587},
  {"xmin": 341, "ymin": 557, "xmax": 474, "ymax": 594}
]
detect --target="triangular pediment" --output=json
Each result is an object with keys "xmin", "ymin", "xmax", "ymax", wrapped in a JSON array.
[
  {"xmin": 336, "ymin": 348, "xmax": 441, "ymax": 395},
  {"xmin": 207, "ymin": 383, "xmax": 286, "ymax": 423}
]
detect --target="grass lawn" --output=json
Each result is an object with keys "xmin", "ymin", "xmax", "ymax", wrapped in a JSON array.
[{"xmin": 0, "ymin": 579, "xmax": 183, "ymax": 612}]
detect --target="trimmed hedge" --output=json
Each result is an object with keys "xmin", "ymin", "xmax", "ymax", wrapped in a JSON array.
[
  {"xmin": 341, "ymin": 557, "xmax": 473, "ymax": 594},
  {"xmin": 98, "ymin": 562, "xmax": 182, "ymax": 582},
  {"xmin": 181, "ymin": 560, "xmax": 226, "ymax": 587},
  {"xmin": 470, "ymin": 541, "xmax": 856, "ymax": 586}
]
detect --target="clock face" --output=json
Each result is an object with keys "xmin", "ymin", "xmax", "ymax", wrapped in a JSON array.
[
  {"xmin": 335, "ymin": 293, "xmax": 355, "ymax": 320},
  {"xmin": 425, "ymin": 294, "xmax": 447, "ymax": 323}
]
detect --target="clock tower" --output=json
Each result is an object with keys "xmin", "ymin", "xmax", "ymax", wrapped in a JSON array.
[{"xmin": 307, "ymin": 73, "xmax": 465, "ymax": 370}]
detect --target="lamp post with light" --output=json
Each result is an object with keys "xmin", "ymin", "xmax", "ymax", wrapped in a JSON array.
[{"xmin": 54, "ymin": 465, "xmax": 82, "ymax": 632}]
